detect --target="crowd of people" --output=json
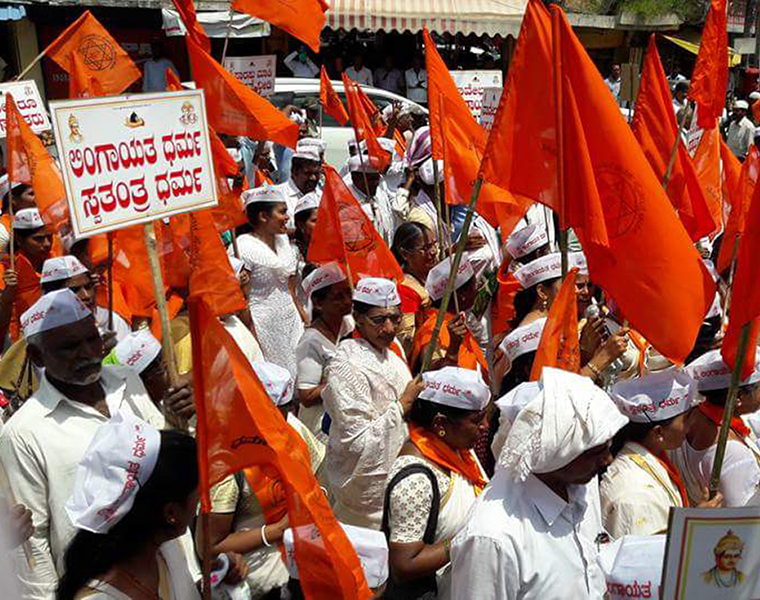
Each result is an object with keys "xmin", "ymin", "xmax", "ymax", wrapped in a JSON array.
[{"xmin": 0, "ymin": 31, "xmax": 758, "ymax": 600}]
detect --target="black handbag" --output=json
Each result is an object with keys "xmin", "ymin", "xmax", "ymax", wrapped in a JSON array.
[{"xmin": 381, "ymin": 463, "xmax": 441, "ymax": 600}]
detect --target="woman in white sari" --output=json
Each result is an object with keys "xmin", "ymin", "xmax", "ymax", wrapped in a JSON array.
[{"xmin": 382, "ymin": 367, "xmax": 490, "ymax": 598}]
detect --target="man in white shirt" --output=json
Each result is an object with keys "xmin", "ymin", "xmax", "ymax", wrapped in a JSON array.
[
  {"xmin": 142, "ymin": 39, "xmax": 179, "ymax": 92},
  {"xmin": 273, "ymin": 141, "xmax": 322, "ymax": 230},
  {"xmin": 605, "ymin": 64, "xmax": 621, "ymax": 101},
  {"xmin": 726, "ymin": 100, "xmax": 756, "ymax": 159},
  {"xmin": 374, "ymin": 55, "xmax": 404, "ymax": 95},
  {"xmin": 449, "ymin": 368, "xmax": 629, "ymax": 600},
  {"xmin": 284, "ymin": 48, "xmax": 319, "ymax": 78},
  {"xmin": 343, "ymin": 153, "xmax": 395, "ymax": 244},
  {"xmin": 672, "ymin": 80, "xmax": 689, "ymax": 115},
  {"xmin": 0, "ymin": 290, "xmax": 166, "ymax": 598},
  {"xmin": 344, "ymin": 53, "xmax": 373, "ymax": 87},
  {"xmin": 405, "ymin": 55, "xmax": 427, "ymax": 105}
]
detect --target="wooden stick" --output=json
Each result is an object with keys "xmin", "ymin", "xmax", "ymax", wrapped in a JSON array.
[
  {"xmin": 709, "ymin": 322, "xmax": 752, "ymax": 498},
  {"xmin": 420, "ymin": 178, "xmax": 483, "ymax": 373},
  {"xmin": 220, "ymin": 7, "xmax": 234, "ymax": 65},
  {"xmin": 107, "ymin": 233, "xmax": 114, "ymax": 331},
  {"xmin": 551, "ymin": 8, "xmax": 567, "ymax": 279},
  {"xmin": 200, "ymin": 511, "xmax": 212, "ymax": 600},
  {"xmin": 8, "ymin": 186, "xmax": 14, "ymax": 272},
  {"xmin": 431, "ymin": 154, "xmax": 447, "ymax": 261},
  {"xmin": 722, "ymin": 236, "xmax": 741, "ymax": 321},
  {"xmin": 143, "ymin": 222, "xmax": 180, "ymax": 391},
  {"xmin": 662, "ymin": 102, "xmax": 691, "ymax": 190},
  {"xmin": 0, "ymin": 456, "xmax": 34, "ymax": 569},
  {"xmin": 14, "ymin": 49, "xmax": 47, "ymax": 82}
]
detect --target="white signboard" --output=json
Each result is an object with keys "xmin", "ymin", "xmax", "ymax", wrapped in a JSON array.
[
  {"xmin": 480, "ymin": 87, "xmax": 502, "ymax": 130},
  {"xmin": 49, "ymin": 89, "xmax": 217, "ymax": 239},
  {"xmin": 223, "ymin": 55, "xmax": 276, "ymax": 97},
  {"xmin": 450, "ymin": 70, "xmax": 503, "ymax": 121},
  {"xmin": 0, "ymin": 80, "xmax": 51, "ymax": 138}
]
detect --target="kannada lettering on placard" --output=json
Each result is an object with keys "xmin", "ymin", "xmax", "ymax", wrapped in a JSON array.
[
  {"xmin": 223, "ymin": 55, "xmax": 276, "ymax": 97},
  {"xmin": 451, "ymin": 71, "xmax": 503, "ymax": 121},
  {"xmin": 0, "ymin": 80, "xmax": 52, "ymax": 138},
  {"xmin": 50, "ymin": 90, "xmax": 217, "ymax": 238}
]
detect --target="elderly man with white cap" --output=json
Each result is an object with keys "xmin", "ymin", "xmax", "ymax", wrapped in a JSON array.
[
  {"xmin": 671, "ymin": 348, "xmax": 760, "ymax": 507},
  {"xmin": 449, "ymin": 368, "xmax": 629, "ymax": 599},
  {"xmin": 601, "ymin": 370, "xmax": 721, "ymax": 539},
  {"xmin": 343, "ymin": 153, "xmax": 395, "ymax": 244},
  {"xmin": 0, "ymin": 289, "xmax": 165, "ymax": 598},
  {"xmin": 272, "ymin": 140, "xmax": 322, "ymax": 231},
  {"xmin": 727, "ymin": 99, "xmax": 755, "ymax": 159},
  {"xmin": 323, "ymin": 277, "xmax": 424, "ymax": 529}
]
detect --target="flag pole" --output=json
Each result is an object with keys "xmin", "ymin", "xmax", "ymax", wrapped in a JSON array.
[
  {"xmin": 722, "ymin": 236, "xmax": 741, "ymax": 320},
  {"xmin": 143, "ymin": 222, "xmax": 182, "ymax": 392},
  {"xmin": 662, "ymin": 101, "xmax": 691, "ymax": 190},
  {"xmin": 433, "ymin": 120, "xmax": 460, "ymax": 314},
  {"xmin": 221, "ymin": 7, "xmax": 234, "ymax": 65},
  {"xmin": 551, "ymin": 8, "xmax": 568, "ymax": 279},
  {"xmin": 107, "ymin": 233, "xmax": 114, "ymax": 331},
  {"xmin": 14, "ymin": 50, "xmax": 48, "ymax": 82},
  {"xmin": 420, "ymin": 177, "xmax": 483, "ymax": 373},
  {"xmin": 708, "ymin": 322, "xmax": 752, "ymax": 498},
  {"xmin": 7, "ymin": 186, "xmax": 14, "ymax": 272}
]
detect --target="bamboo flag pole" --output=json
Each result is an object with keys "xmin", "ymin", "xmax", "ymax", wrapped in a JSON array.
[
  {"xmin": 14, "ymin": 50, "xmax": 47, "ymax": 82},
  {"xmin": 709, "ymin": 322, "xmax": 752, "ymax": 498},
  {"xmin": 221, "ymin": 7, "xmax": 235, "ymax": 65},
  {"xmin": 107, "ymin": 233, "xmax": 114, "ymax": 331},
  {"xmin": 551, "ymin": 9, "xmax": 568, "ymax": 279},
  {"xmin": 420, "ymin": 178, "xmax": 483, "ymax": 373},
  {"xmin": 143, "ymin": 222, "xmax": 181, "ymax": 391},
  {"xmin": 662, "ymin": 101, "xmax": 691, "ymax": 190}
]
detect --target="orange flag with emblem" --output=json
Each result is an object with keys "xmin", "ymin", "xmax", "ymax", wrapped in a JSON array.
[
  {"xmin": 423, "ymin": 28, "xmax": 529, "ymax": 232},
  {"xmin": 171, "ymin": 0, "xmax": 211, "ymax": 52},
  {"xmin": 722, "ymin": 178, "xmax": 760, "ymax": 379},
  {"xmin": 551, "ymin": 5, "xmax": 714, "ymax": 363},
  {"xmin": 632, "ymin": 35, "xmax": 716, "ymax": 241},
  {"xmin": 47, "ymin": 11, "xmax": 140, "ymax": 97},
  {"xmin": 187, "ymin": 209, "xmax": 246, "ymax": 317},
  {"xmin": 186, "ymin": 37, "xmax": 299, "ymax": 148},
  {"xmin": 691, "ymin": 126, "xmax": 724, "ymax": 230},
  {"xmin": 189, "ymin": 298, "xmax": 372, "ymax": 599},
  {"xmin": 342, "ymin": 74, "xmax": 390, "ymax": 171},
  {"xmin": 688, "ymin": 0, "xmax": 728, "ymax": 129},
  {"xmin": 5, "ymin": 93, "xmax": 69, "ymax": 233},
  {"xmin": 68, "ymin": 50, "xmax": 105, "ymax": 98},
  {"xmin": 530, "ymin": 268, "xmax": 581, "ymax": 380},
  {"xmin": 231, "ymin": 0, "xmax": 328, "ymax": 53},
  {"xmin": 308, "ymin": 165, "xmax": 403, "ymax": 283},
  {"xmin": 717, "ymin": 145, "xmax": 759, "ymax": 273},
  {"xmin": 320, "ymin": 66, "xmax": 349, "ymax": 125}
]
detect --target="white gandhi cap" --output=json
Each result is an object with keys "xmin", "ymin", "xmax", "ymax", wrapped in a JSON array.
[{"xmin": 419, "ymin": 366, "xmax": 490, "ymax": 411}]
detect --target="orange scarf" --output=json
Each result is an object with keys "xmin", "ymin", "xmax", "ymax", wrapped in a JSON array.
[
  {"xmin": 409, "ymin": 424, "xmax": 487, "ymax": 493},
  {"xmin": 243, "ymin": 465, "xmax": 288, "ymax": 560},
  {"xmin": 654, "ymin": 451, "xmax": 689, "ymax": 507},
  {"xmin": 410, "ymin": 309, "xmax": 488, "ymax": 376},
  {"xmin": 352, "ymin": 329, "xmax": 407, "ymax": 364},
  {"xmin": 699, "ymin": 402, "xmax": 751, "ymax": 439}
]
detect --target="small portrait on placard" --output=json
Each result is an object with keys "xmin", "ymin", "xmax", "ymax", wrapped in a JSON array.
[{"xmin": 702, "ymin": 530, "xmax": 745, "ymax": 588}]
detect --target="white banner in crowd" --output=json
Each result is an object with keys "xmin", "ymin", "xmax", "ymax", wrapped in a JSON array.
[
  {"xmin": 597, "ymin": 535, "xmax": 665, "ymax": 600},
  {"xmin": 480, "ymin": 87, "xmax": 502, "ymax": 130},
  {"xmin": 450, "ymin": 70, "xmax": 503, "ymax": 121},
  {"xmin": 49, "ymin": 89, "xmax": 217, "ymax": 239},
  {"xmin": 223, "ymin": 55, "xmax": 276, "ymax": 97},
  {"xmin": 0, "ymin": 80, "xmax": 51, "ymax": 138}
]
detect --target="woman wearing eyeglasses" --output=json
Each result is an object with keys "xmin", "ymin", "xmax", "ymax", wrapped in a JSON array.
[{"xmin": 322, "ymin": 277, "xmax": 424, "ymax": 530}]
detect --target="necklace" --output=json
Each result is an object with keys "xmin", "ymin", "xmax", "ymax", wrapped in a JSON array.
[
  {"xmin": 114, "ymin": 566, "xmax": 161, "ymax": 600},
  {"xmin": 713, "ymin": 568, "xmax": 738, "ymax": 588},
  {"xmin": 314, "ymin": 317, "xmax": 341, "ymax": 342}
]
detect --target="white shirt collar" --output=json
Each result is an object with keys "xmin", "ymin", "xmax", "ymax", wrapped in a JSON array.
[
  {"xmin": 525, "ymin": 473, "xmax": 589, "ymax": 528},
  {"xmin": 36, "ymin": 367, "xmax": 130, "ymax": 418}
]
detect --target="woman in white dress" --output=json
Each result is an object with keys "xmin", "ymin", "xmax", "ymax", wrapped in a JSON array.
[
  {"xmin": 383, "ymin": 367, "xmax": 490, "ymax": 598},
  {"xmin": 296, "ymin": 262, "xmax": 353, "ymax": 440},
  {"xmin": 237, "ymin": 187, "xmax": 305, "ymax": 379},
  {"xmin": 57, "ymin": 414, "xmax": 227, "ymax": 600}
]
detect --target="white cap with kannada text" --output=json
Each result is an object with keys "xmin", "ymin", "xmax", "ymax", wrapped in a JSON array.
[
  {"xmin": 506, "ymin": 222, "xmax": 549, "ymax": 260},
  {"xmin": 302, "ymin": 262, "xmax": 346, "ymax": 299},
  {"xmin": 21, "ymin": 288, "xmax": 92, "ymax": 339},
  {"xmin": 686, "ymin": 348, "xmax": 760, "ymax": 392},
  {"xmin": 241, "ymin": 185, "xmax": 287, "ymax": 208},
  {"xmin": 425, "ymin": 255, "xmax": 475, "ymax": 302},
  {"xmin": 610, "ymin": 370, "xmax": 701, "ymax": 423},
  {"xmin": 353, "ymin": 277, "xmax": 400, "ymax": 307},
  {"xmin": 419, "ymin": 366, "xmax": 490, "ymax": 411},
  {"xmin": 40, "ymin": 256, "xmax": 89, "ymax": 284},
  {"xmin": 513, "ymin": 252, "xmax": 588, "ymax": 289},
  {"xmin": 294, "ymin": 191, "xmax": 320, "ymax": 216},
  {"xmin": 13, "ymin": 207, "xmax": 44, "ymax": 230},
  {"xmin": 498, "ymin": 318, "xmax": 546, "ymax": 365},
  {"xmin": 113, "ymin": 329, "xmax": 162, "ymax": 375}
]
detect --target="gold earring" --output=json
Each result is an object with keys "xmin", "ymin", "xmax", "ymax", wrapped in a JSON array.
[{"xmin": 438, "ymin": 429, "xmax": 445, "ymax": 438}]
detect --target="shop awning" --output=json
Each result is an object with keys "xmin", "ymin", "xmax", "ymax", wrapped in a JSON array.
[
  {"xmin": 162, "ymin": 9, "xmax": 270, "ymax": 39},
  {"xmin": 662, "ymin": 35, "xmax": 742, "ymax": 68},
  {"xmin": 326, "ymin": 0, "xmax": 527, "ymax": 38}
]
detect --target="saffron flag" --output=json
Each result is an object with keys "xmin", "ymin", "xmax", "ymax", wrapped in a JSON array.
[
  {"xmin": 186, "ymin": 37, "xmax": 299, "ymax": 148},
  {"xmin": 342, "ymin": 74, "xmax": 390, "ymax": 171},
  {"xmin": 231, "ymin": 0, "xmax": 328, "ymax": 53},
  {"xmin": 307, "ymin": 165, "xmax": 403, "ymax": 283},
  {"xmin": 688, "ymin": 0, "xmax": 729, "ymax": 129},
  {"xmin": 189, "ymin": 299, "xmax": 372, "ymax": 599},
  {"xmin": 320, "ymin": 66, "xmax": 348, "ymax": 125},
  {"xmin": 722, "ymin": 179, "xmax": 760, "ymax": 379},
  {"xmin": 477, "ymin": 0, "xmax": 557, "ymax": 212},
  {"xmin": 552, "ymin": 5, "xmax": 715, "ymax": 363},
  {"xmin": 68, "ymin": 50, "xmax": 105, "ymax": 98},
  {"xmin": 187, "ymin": 209, "xmax": 246, "ymax": 317},
  {"xmin": 530, "ymin": 268, "xmax": 581, "ymax": 380},
  {"xmin": 717, "ymin": 145, "xmax": 759, "ymax": 273},
  {"xmin": 171, "ymin": 0, "xmax": 211, "ymax": 52},
  {"xmin": 4, "ymin": 93, "xmax": 69, "ymax": 233},
  {"xmin": 47, "ymin": 11, "xmax": 140, "ymax": 97},
  {"xmin": 423, "ymin": 28, "xmax": 529, "ymax": 230},
  {"xmin": 208, "ymin": 128, "xmax": 247, "ymax": 233},
  {"xmin": 632, "ymin": 36, "xmax": 716, "ymax": 241},
  {"xmin": 691, "ymin": 127, "xmax": 724, "ymax": 230}
]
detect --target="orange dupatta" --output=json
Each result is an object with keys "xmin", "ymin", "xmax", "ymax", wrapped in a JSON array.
[
  {"xmin": 654, "ymin": 451, "xmax": 689, "ymax": 507},
  {"xmin": 699, "ymin": 401, "xmax": 751, "ymax": 439},
  {"xmin": 409, "ymin": 424, "xmax": 487, "ymax": 493},
  {"xmin": 410, "ymin": 309, "xmax": 488, "ymax": 375}
]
